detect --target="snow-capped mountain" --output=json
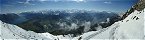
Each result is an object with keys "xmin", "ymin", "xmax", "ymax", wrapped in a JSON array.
[
  {"xmin": 0, "ymin": 10, "xmax": 120, "ymax": 36},
  {"xmin": 0, "ymin": 8, "xmax": 144, "ymax": 40}
]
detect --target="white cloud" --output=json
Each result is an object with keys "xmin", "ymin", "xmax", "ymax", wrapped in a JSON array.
[
  {"xmin": 17, "ymin": 0, "xmax": 35, "ymax": 5},
  {"xmin": 73, "ymin": 0, "xmax": 85, "ymax": 2},
  {"xmin": 82, "ymin": 21, "xmax": 91, "ymax": 32},
  {"xmin": 104, "ymin": 1, "xmax": 112, "ymax": 4}
]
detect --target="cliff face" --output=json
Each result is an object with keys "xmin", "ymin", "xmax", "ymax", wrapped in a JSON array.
[{"xmin": 121, "ymin": 0, "xmax": 145, "ymax": 20}]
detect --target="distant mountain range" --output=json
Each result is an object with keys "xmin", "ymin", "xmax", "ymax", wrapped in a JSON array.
[
  {"xmin": 0, "ymin": 10, "xmax": 121, "ymax": 36},
  {"xmin": 1, "ymin": 0, "xmax": 144, "ymax": 39}
]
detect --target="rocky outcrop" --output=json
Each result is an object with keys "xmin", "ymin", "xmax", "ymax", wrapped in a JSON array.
[{"xmin": 121, "ymin": 0, "xmax": 145, "ymax": 20}]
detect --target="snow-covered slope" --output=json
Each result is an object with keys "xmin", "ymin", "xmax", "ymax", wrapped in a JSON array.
[
  {"xmin": 113, "ymin": 9, "xmax": 144, "ymax": 39},
  {"xmin": 73, "ymin": 9, "xmax": 145, "ymax": 40},
  {"xmin": 0, "ymin": 20, "xmax": 53, "ymax": 40}
]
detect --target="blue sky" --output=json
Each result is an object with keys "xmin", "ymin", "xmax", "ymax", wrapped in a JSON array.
[{"xmin": 1, "ymin": 0, "xmax": 138, "ymax": 14}]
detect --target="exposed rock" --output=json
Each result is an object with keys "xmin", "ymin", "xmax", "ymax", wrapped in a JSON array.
[{"xmin": 121, "ymin": 0, "xmax": 145, "ymax": 20}]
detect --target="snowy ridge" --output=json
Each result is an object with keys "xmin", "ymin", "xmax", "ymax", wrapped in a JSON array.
[{"xmin": 73, "ymin": 9, "xmax": 144, "ymax": 40}]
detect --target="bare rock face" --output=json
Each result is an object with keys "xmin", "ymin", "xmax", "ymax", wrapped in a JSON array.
[
  {"xmin": 133, "ymin": 0, "xmax": 145, "ymax": 11},
  {"xmin": 121, "ymin": 0, "xmax": 145, "ymax": 20}
]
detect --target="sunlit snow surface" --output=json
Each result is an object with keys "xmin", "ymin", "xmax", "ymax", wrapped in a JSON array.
[
  {"xmin": 73, "ymin": 9, "xmax": 145, "ymax": 40},
  {"xmin": 0, "ymin": 9, "xmax": 144, "ymax": 40}
]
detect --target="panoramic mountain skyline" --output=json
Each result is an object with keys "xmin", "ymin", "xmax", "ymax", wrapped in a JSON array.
[
  {"xmin": 1, "ymin": 0, "xmax": 138, "ymax": 14},
  {"xmin": 0, "ymin": 0, "xmax": 145, "ymax": 40}
]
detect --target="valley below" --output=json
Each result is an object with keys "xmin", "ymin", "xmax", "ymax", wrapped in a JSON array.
[{"xmin": 0, "ymin": 10, "xmax": 121, "ymax": 36}]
